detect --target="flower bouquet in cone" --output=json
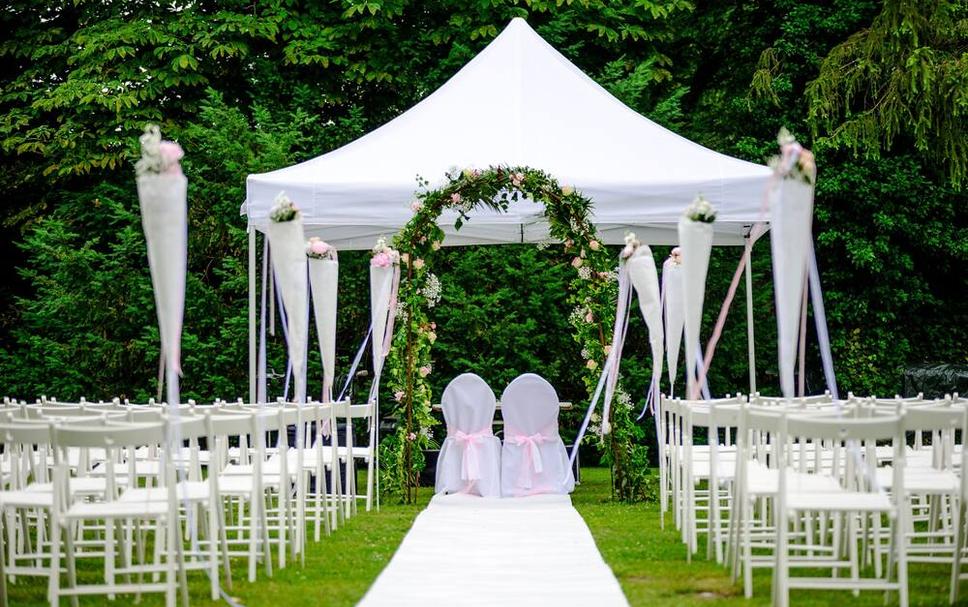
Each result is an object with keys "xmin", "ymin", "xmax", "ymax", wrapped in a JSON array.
[
  {"xmin": 625, "ymin": 236, "xmax": 664, "ymax": 407},
  {"xmin": 662, "ymin": 249, "xmax": 685, "ymax": 395},
  {"xmin": 267, "ymin": 192, "xmax": 309, "ymax": 403},
  {"xmin": 370, "ymin": 236, "xmax": 400, "ymax": 379},
  {"xmin": 135, "ymin": 125, "xmax": 187, "ymax": 408},
  {"xmin": 307, "ymin": 237, "xmax": 338, "ymax": 402},
  {"xmin": 678, "ymin": 195, "xmax": 716, "ymax": 400},
  {"xmin": 768, "ymin": 128, "xmax": 817, "ymax": 398}
]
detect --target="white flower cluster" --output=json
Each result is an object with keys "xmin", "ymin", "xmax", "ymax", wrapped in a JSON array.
[
  {"xmin": 683, "ymin": 194, "xmax": 717, "ymax": 223},
  {"xmin": 769, "ymin": 127, "xmax": 816, "ymax": 185},
  {"xmin": 421, "ymin": 272, "xmax": 441, "ymax": 308},
  {"xmin": 269, "ymin": 192, "xmax": 299, "ymax": 223},
  {"xmin": 621, "ymin": 232, "xmax": 641, "ymax": 259},
  {"xmin": 395, "ymin": 301, "xmax": 409, "ymax": 323},
  {"xmin": 580, "ymin": 347, "xmax": 591, "ymax": 359},
  {"xmin": 616, "ymin": 389, "xmax": 633, "ymax": 410},
  {"xmin": 577, "ymin": 265, "xmax": 592, "ymax": 280},
  {"xmin": 135, "ymin": 124, "xmax": 183, "ymax": 177},
  {"xmin": 568, "ymin": 306, "xmax": 586, "ymax": 326}
]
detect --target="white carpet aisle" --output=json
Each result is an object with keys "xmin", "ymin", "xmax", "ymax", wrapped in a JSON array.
[{"xmin": 358, "ymin": 494, "xmax": 629, "ymax": 606}]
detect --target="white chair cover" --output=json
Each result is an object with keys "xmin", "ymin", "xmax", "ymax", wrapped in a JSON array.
[
  {"xmin": 435, "ymin": 373, "xmax": 501, "ymax": 497},
  {"xmin": 501, "ymin": 374, "xmax": 575, "ymax": 497}
]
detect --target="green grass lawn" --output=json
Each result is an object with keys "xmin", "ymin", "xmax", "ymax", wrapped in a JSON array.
[{"xmin": 8, "ymin": 468, "xmax": 966, "ymax": 606}]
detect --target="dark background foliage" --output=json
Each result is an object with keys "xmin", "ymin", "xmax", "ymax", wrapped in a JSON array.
[{"xmin": 0, "ymin": 1, "xmax": 964, "ymax": 464}]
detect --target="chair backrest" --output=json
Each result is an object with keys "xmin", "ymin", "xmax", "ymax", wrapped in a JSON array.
[
  {"xmin": 441, "ymin": 373, "xmax": 496, "ymax": 436},
  {"xmin": 501, "ymin": 374, "xmax": 559, "ymax": 438}
]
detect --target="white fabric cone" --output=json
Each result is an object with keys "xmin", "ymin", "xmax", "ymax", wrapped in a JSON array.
[
  {"xmin": 370, "ymin": 264, "xmax": 395, "ymax": 376},
  {"xmin": 137, "ymin": 173, "xmax": 187, "ymax": 405},
  {"xmin": 309, "ymin": 258, "xmax": 338, "ymax": 401},
  {"xmin": 678, "ymin": 217, "xmax": 713, "ymax": 399},
  {"xmin": 267, "ymin": 219, "xmax": 309, "ymax": 403},
  {"xmin": 662, "ymin": 259, "xmax": 685, "ymax": 394},
  {"xmin": 770, "ymin": 179, "xmax": 815, "ymax": 398},
  {"xmin": 628, "ymin": 247, "xmax": 664, "ymax": 392}
]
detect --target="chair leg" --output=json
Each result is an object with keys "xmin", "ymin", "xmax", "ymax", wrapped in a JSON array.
[
  {"xmin": 165, "ymin": 516, "xmax": 176, "ymax": 607},
  {"xmin": 64, "ymin": 522, "xmax": 78, "ymax": 607},
  {"xmin": 105, "ymin": 516, "xmax": 115, "ymax": 599},
  {"xmin": 47, "ymin": 518, "xmax": 60, "ymax": 607},
  {"xmin": 207, "ymin": 503, "xmax": 219, "ymax": 600},
  {"xmin": 0, "ymin": 508, "xmax": 7, "ymax": 607},
  {"xmin": 950, "ymin": 497, "xmax": 964, "ymax": 604}
]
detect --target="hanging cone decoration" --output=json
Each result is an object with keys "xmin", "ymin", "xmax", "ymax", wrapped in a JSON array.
[
  {"xmin": 307, "ymin": 238, "xmax": 339, "ymax": 402},
  {"xmin": 662, "ymin": 251, "xmax": 685, "ymax": 395},
  {"xmin": 678, "ymin": 195, "xmax": 716, "ymax": 400},
  {"xmin": 370, "ymin": 237, "xmax": 400, "ymax": 379},
  {"xmin": 769, "ymin": 128, "xmax": 817, "ymax": 399},
  {"xmin": 627, "ymin": 245, "xmax": 664, "ymax": 403},
  {"xmin": 266, "ymin": 192, "xmax": 309, "ymax": 403},
  {"xmin": 135, "ymin": 125, "xmax": 187, "ymax": 408}
]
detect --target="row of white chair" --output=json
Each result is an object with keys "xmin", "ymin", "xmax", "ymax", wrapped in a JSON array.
[
  {"xmin": 0, "ymin": 397, "xmax": 379, "ymax": 607},
  {"xmin": 658, "ymin": 391, "xmax": 967, "ymax": 606}
]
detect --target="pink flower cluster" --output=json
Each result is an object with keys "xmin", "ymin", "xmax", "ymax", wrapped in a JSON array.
[
  {"xmin": 159, "ymin": 141, "xmax": 184, "ymax": 175},
  {"xmin": 306, "ymin": 237, "xmax": 337, "ymax": 261}
]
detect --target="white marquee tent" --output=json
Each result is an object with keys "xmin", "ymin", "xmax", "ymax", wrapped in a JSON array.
[
  {"xmin": 244, "ymin": 18, "xmax": 771, "ymax": 249},
  {"xmin": 242, "ymin": 17, "xmax": 771, "ymax": 401}
]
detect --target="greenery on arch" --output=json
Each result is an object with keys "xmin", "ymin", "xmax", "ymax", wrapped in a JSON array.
[{"xmin": 378, "ymin": 165, "xmax": 648, "ymax": 503}]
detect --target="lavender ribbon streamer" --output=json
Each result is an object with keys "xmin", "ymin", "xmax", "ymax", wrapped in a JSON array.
[
  {"xmin": 601, "ymin": 262, "xmax": 633, "ymax": 434},
  {"xmin": 808, "ymin": 240, "xmax": 839, "ymax": 400},
  {"xmin": 567, "ymin": 353, "xmax": 613, "ymax": 472},
  {"xmin": 258, "ymin": 237, "xmax": 269, "ymax": 403},
  {"xmin": 337, "ymin": 326, "xmax": 372, "ymax": 403},
  {"xmin": 273, "ymin": 270, "xmax": 292, "ymax": 401}
]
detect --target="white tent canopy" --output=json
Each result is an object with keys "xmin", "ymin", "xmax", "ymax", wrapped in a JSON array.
[{"xmin": 245, "ymin": 18, "xmax": 771, "ymax": 248}]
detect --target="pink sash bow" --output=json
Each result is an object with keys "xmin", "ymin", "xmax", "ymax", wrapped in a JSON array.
[
  {"xmin": 453, "ymin": 429, "xmax": 492, "ymax": 481},
  {"xmin": 508, "ymin": 432, "xmax": 552, "ymax": 489}
]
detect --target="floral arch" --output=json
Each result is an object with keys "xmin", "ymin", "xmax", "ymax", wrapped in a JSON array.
[{"xmin": 379, "ymin": 166, "xmax": 646, "ymax": 503}]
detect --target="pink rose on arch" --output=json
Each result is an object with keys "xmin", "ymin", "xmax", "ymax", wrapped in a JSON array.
[
  {"xmin": 584, "ymin": 311, "xmax": 594, "ymax": 323},
  {"xmin": 430, "ymin": 322, "xmax": 436, "ymax": 330},
  {"xmin": 511, "ymin": 172, "xmax": 525, "ymax": 187},
  {"xmin": 586, "ymin": 359, "xmax": 598, "ymax": 370},
  {"xmin": 589, "ymin": 240, "xmax": 600, "ymax": 251},
  {"xmin": 603, "ymin": 345, "xmax": 612, "ymax": 355},
  {"xmin": 410, "ymin": 200, "xmax": 423, "ymax": 213},
  {"xmin": 450, "ymin": 192, "xmax": 462, "ymax": 204},
  {"xmin": 394, "ymin": 391, "xmax": 405, "ymax": 402},
  {"xmin": 309, "ymin": 239, "xmax": 330, "ymax": 256},
  {"xmin": 431, "ymin": 240, "xmax": 441, "ymax": 251},
  {"xmin": 418, "ymin": 365, "xmax": 432, "ymax": 378},
  {"xmin": 571, "ymin": 257, "xmax": 583, "ymax": 268},
  {"xmin": 371, "ymin": 252, "xmax": 392, "ymax": 268},
  {"xmin": 413, "ymin": 258, "xmax": 425, "ymax": 270},
  {"xmin": 159, "ymin": 141, "xmax": 184, "ymax": 175},
  {"xmin": 407, "ymin": 432, "xmax": 417, "ymax": 441}
]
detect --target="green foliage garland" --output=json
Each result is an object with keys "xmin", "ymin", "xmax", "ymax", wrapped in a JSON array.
[{"xmin": 380, "ymin": 165, "xmax": 642, "ymax": 502}]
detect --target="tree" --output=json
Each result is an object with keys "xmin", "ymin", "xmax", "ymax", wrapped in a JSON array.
[{"xmin": 805, "ymin": 0, "xmax": 968, "ymax": 187}]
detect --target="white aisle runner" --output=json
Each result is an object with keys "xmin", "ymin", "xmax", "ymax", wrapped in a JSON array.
[{"xmin": 359, "ymin": 493, "xmax": 629, "ymax": 606}]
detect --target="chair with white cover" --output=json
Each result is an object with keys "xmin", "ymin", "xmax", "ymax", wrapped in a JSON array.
[
  {"xmin": 500, "ymin": 374, "xmax": 574, "ymax": 497},
  {"xmin": 435, "ymin": 374, "xmax": 501, "ymax": 497}
]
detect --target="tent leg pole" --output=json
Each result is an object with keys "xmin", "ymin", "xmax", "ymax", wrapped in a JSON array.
[
  {"xmin": 745, "ymin": 238, "xmax": 757, "ymax": 396},
  {"xmin": 248, "ymin": 228, "xmax": 257, "ymax": 405}
]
